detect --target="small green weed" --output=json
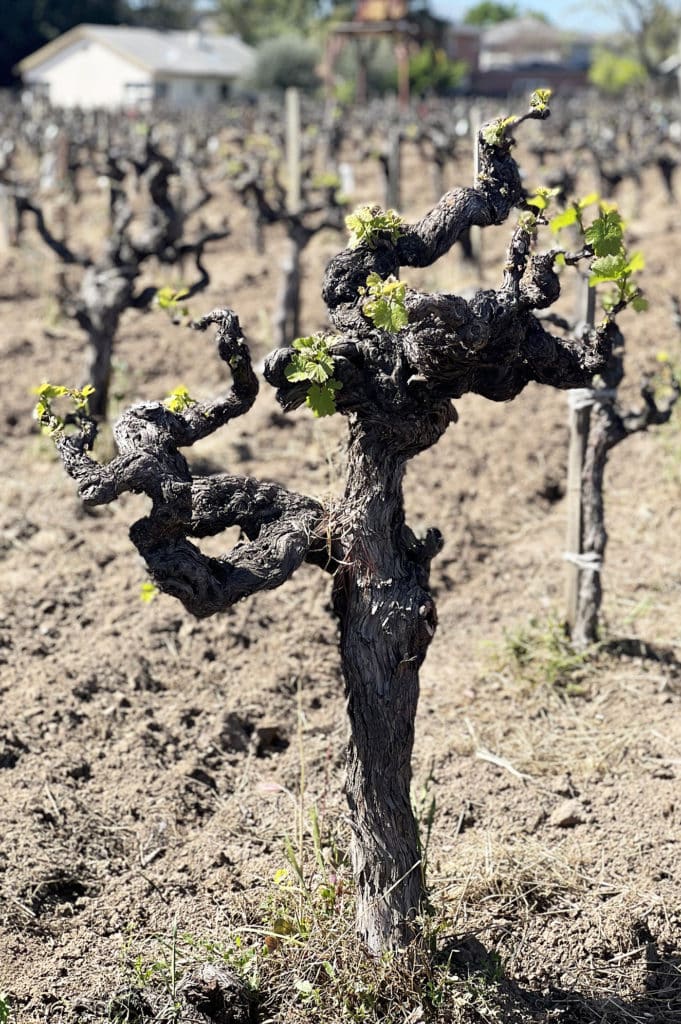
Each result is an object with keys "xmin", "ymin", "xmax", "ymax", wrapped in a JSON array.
[
  {"xmin": 0, "ymin": 993, "xmax": 11, "ymax": 1024},
  {"xmin": 495, "ymin": 614, "xmax": 594, "ymax": 694}
]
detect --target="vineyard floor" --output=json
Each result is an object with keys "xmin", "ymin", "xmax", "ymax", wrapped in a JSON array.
[{"xmin": 1, "ymin": 139, "xmax": 680, "ymax": 1023}]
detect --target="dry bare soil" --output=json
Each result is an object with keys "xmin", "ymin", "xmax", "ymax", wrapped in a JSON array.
[{"xmin": 0, "ymin": 127, "xmax": 680, "ymax": 1023}]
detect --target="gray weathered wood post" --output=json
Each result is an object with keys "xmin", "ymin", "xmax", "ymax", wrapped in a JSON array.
[
  {"xmin": 285, "ymin": 87, "xmax": 301, "ymax": 216},
  {"xmin": 386, "ymin": 126, "xmax": 401, "ymax": 213},
  {"xmin": 565, "ymin": 273, "xmax": 595, "ymax": 633}
]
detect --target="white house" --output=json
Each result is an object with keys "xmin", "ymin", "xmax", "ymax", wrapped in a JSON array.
[{"xmin": 16, "ymin": 24, "xmax": 256, "ymax": 110}]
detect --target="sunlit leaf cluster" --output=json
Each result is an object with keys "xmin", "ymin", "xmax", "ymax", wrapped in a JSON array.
[
  {"xmin": 164, "ymin": 385, "xmax": 198, "ymax": 414},
  {"xmin": 345, "ymin": 206, "xmax": 404, "ymax": 250},
  {"xmin": 33, "ymin": 382, "xmax": 95, "ymax": 434},
  {"xmin": 155, "ymin": 285, "xmax": 190, "ymax": 319},
  {"xmin": 551, "ymin": 198, "xmax": 647, "ymax": 313},
  {"xmin": 529, "ymin": 88, "xmax": 552, "ymax": 113},
  {"xmin": 285, "ymin": 335, "xmax": 342, "ymax": 417},
  {"xmin": 359, "ymin": 272, "xmax": 409, "ymax": 333},
  {"xmin": 480, "ymin": 116, "xmax": 517, "ymax": 148}
]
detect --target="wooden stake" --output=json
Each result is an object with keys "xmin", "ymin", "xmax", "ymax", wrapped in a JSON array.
[
  {"xmin": 565, "ymin": 274, "xmax": 596, "ymax": 632},
  {"xmin": 386, "ymin": 128, "xmax": 401, "ymax": 212},
  {"xmin": 470, "ymin": 105, "xmax": 482, "ymax": 273},
  {"xmin": 285, "ymin": 87, "xmax": 301, "ymax": 215}
]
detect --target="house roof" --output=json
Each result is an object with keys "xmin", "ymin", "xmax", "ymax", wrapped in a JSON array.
[
  {"xmin": 481, "ymin": 17, "xmax": 572, "ymax": 50},
  {"xmin": 17, "ymin": 24, "xmax": 255, "ymax": 79}
]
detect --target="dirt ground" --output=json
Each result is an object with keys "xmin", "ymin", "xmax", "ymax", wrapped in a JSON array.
[{"xmin": 0, "ymin": 118, "xmax": 680, "ymax": 1023}]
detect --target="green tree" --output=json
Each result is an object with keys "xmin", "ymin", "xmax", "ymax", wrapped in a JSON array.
[
  {"xmin": 408, "ymin": 45, "xmax": 466, "ymax": 96},
  {"xmin": 250, "ymin": 34, "xmax": 321, "ymax": 91},
  {"xmin": 608, "ymin": 0, "xmax": 680, "ymax": 77},
  {"xmin": 463, "ymin": 1, "xmax": 518, "ymax": 25},
  {"xmin": 125, "ymin": 0, "xmax": 196, "ymax": 30},
  {"xmin": 0, "ymin": 0, "xmax": 125, "ymax": 86},
  {"xmin": 588, "ymin": 47, "xmax": 648, "ymax": 93},
  {"xmin": 217, "ymin": 0, "xmax": 320, "ymax": 44}
]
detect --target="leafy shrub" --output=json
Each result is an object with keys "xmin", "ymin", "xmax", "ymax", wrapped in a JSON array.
[
  {"xmin": 408, "ymin": 46, "xmax": 467, "ymax": 97},
  {"xmin": 588, "ymin": 48, "xmax": 647, "ymax": 94},
  {"xmin": 251, "ymin": 35, "xmax": 321, "ymax": 92},
  {"xmin": 333, "ymin": 37, "xmax": 399, "ymax": 100}
]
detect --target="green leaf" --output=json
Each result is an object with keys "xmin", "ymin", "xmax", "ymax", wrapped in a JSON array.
[
  {"xmin": 584, "ymin": 208, "xmax": 623, "ymax": 257},
  {"xmin": 345, "ymin": 206, "xmax": 403, "ymax": 249},
  {"xmin": 284, "ymin": 363, "xmax": 311, "ymax": 384},
  {"xmin": 631, "ymin": 294, "xmax": 649, "ymax": 313},
  {"xmin": 549, "ymin": 207, "xmax": 579, "ymax": 233},
  {"xmin": 578, "ymin": 192, "xmax": 600, "ymax": 210},
  {"xmin": 305, "ymin": 380, "xmax": 342, "ymax": 418},
  {"xmin": 164, "ymin": 385, "xmax": 197, "ymax": 413},
  {"xmin": 625, "ymin": 251, "xmax": 645, "ymax": 274},
  {"xmin": 305, "ymin": 360, "xmax": 331, "ymax": 384},
  {"xmin": 589, "ymin": 253, "xmax": 628, "ymax": 285},
  {"xmin": 526, "ymin": 186, "xmax": 560, "ymax": 212}
]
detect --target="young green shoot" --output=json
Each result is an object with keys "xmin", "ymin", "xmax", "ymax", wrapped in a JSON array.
[
  {"xmin": 480, "ymin": 116, "xmax": 518, "ymax": 148},
  {"xmin": 529, "ymin": 88, "xmax": 552, "ymax": 113},
  {"xmin": 550, "ymin": 198, "xmax": 647, "ymax": 314},
  {"xmin": 526, "ymin": 186, "xmax": 561, "ymax": 217},
  {"xmin": 33, "ymin": 383, "xmax": 95, "ymax": 435},
  {"xmin": 345, "ymin": 206, "xmax": 404, "ymax": 249},
  {"xmin": 155, "ymin": 286, "xmax": 190, "ymax": 321},
  {"xmin": 285, "ymin": 335, "xmax": 342, "ymax": 417},
  {"xmin": 164, "ymin": 386, "xmax": 197, "ymax": 414},
  {"xmin": 359, "ymin": 272, "xmax": 409, "ymax": 332}
]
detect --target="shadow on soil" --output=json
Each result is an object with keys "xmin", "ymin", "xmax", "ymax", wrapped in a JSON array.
[{"xmin": 450, "ymin": 934, "xmax": 681, "ymax": 1024}]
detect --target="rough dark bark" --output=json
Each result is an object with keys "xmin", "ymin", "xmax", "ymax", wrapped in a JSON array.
[
  {"xmin": 47, "ymin": 103, "xmax": 625, "ymax": 952},
  {"xmin": 330, "ymin": 416, "xmax": 446, "ymax": 949}
]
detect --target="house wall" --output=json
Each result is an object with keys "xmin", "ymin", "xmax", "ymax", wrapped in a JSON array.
[
  {"xmin": 156, "ymin": 76, "xmax": 232, "ymax": 108},
  {"xmin": 480, "ymin": 46, "xmax": 563, "ymax": 71},
  {"xmin": 23, "ymin": 39, "xmax": 153, "ymax": 109},
  {"xmin": 472, "ymin": 65, "xmax": 588, "ymax": 96},
  {"xmin": 445, "ymin": 28, "xmax": 480, "ymax": 73}
]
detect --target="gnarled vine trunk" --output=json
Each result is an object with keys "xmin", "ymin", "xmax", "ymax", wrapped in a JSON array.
[
  {"xmin": 332, "ymin": 422, "xmax": 444, "ymax": 949},
  {"xmin": 46, "ymin": 101, "xmax": 633, "ymax": 954}
]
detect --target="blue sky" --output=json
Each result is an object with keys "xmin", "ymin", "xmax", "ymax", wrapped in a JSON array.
[{"xmin": 430, "ymin": 1, "xmax": 621, "ymax": 35}]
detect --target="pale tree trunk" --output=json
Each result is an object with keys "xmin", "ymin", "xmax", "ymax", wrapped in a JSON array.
[{"xmin": 77, "ymin": 267, "xmax": 133, "ymax": 419}]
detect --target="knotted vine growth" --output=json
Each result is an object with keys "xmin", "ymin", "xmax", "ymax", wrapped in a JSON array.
[
  {"xmin": 20, "ymin": 135, "xmax": 227, "ymax": 419},
  {"xmin": 45, "ymin": 102, "xmax": 631, "ymax": 953}
]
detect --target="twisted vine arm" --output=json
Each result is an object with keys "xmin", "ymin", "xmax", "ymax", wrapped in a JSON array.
[
  {"xmin": 16, "ymin": 196, "xmax": 90, "ymax": 266},
  {"xmin": 51, "ymin": 310, "xmax": 330, "ymax": 617},
  {"xmin": 268, "ymin": 112, "xmax": 617, "ymax": 417}
]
